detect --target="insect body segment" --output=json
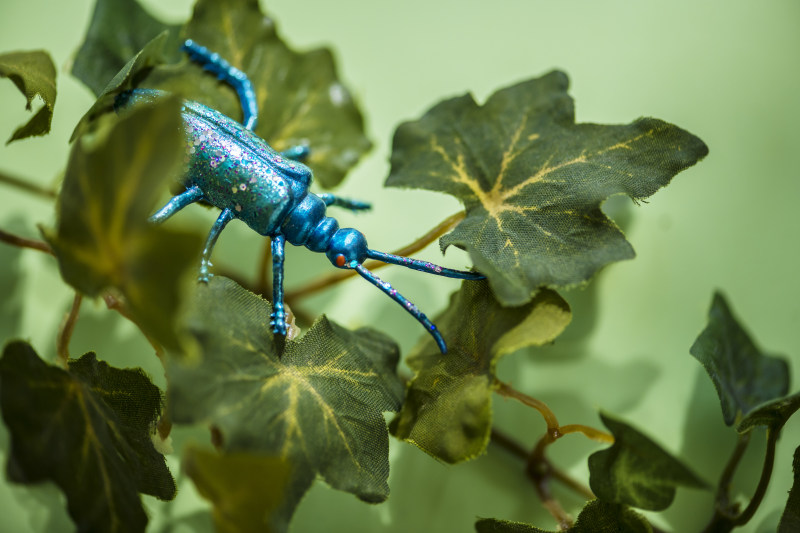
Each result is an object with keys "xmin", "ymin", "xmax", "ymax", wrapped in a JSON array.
[{"xmin": 122, "ymin": 40, "xmax": 484, "ymax": 353}]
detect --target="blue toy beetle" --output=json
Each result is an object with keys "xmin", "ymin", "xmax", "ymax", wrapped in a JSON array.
[{"xmin": 115, "ymin": 40, "xmax": 483, "ymax": 353}]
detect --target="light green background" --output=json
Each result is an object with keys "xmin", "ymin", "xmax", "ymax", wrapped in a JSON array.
[{"xmin": 1, "ymin": 1, "xmax": 799, "ymax": 532}]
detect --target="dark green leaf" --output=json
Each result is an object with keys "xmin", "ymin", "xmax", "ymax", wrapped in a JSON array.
[
  {"xmin": 476, "ymin": 517, "xmax": 541, "ymax": 532},
  {"xmin": 589, "ymin": 412, "xmax": 708, "ymax": 511},
  {"xmin": 390, "ymin": 280, "xmax": 570, "ymax": 463},
  {"xmin": 387, "ymin": 71, "xmax": 708, "ymax": 305},
  {"xmin": 778, "ymin": 446, "xmax": 800, "ymax": 533},
  {"xmin": 71, "ymin": 32, "xmax": 172, "ymax": 141},
  {"xmin": 691, "ymin": 291, "xmax": 790, "ymax": 426},
  {"xmin": 0, "ymin": 50, "xmax": 56, "ymax": 143},
  {"xmin": 736, "ymin": 392, "xmax": 800, "ymax": 434},
  {"xmin": 183, "ymin": 445, "xmax": 293, "ymax": 533},
  {"xmin": 476, "ymin": 501, "xmax": 652, "ymax": 533},
  {"xmin": 167, "ymin": 277, "xmax": 403, "ymax": 524},
  {"xmin": 44, "ymin": 99, "xmax": 203, "ymax": 350},
  {"xmin": 0, "ymin": 341, "xmax": 174, "ymax": 533},
  {"xmin": 141, "ymin": 0, "xmax": 370, "ymax": 188},
  {"xmin": 71, "ymin": 0, "xmax": 181, "ymax": 97}
]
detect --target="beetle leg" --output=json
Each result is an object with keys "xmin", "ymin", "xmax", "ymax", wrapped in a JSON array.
[
  {"xmin": 269, "ymin": 234, "xmax": 289, "ymax": 335},
  {"xmin": 182, "ymin": 39, "xmax": 258, "ymax": 131},
  {"xmin": 319, "ymin": 193, "xmax": 372, "ymax": 212},
  {"xmin": 353, "ymin": 264, "xmax": 448, "ymax": 353},
  {"xmin": 149, "ymin": 185, "xmax": 204, "ymax": 224},
  {"xmin": 198, "ymin": 208, "xmax": 234, "ymax": 283},
  {"xmin": 280, "ymin": 145, "xmax": 311, "ymax": 162}
]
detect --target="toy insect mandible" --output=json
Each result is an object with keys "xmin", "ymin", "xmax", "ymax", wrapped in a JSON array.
[{"xmin": 114, "ymin": 39, "xmax": 484, "ymax": 353}]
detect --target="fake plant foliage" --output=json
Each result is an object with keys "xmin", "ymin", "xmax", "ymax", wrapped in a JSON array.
[
  {"xmin": 0, "ymin": 49, "xmax": 56, "ymax": 143},
  {"xmin": 72, "ymin": 0, "xmax": 370, "ymax": 188},
  {"xmin": 476, "ymin": 500, "xmax": 652, "ymax": 533},
  {"xmin": 388, "ymin": 71, "xmax": 709, "ymax": 305},
  {"xmin": 71, "ymin": 0, "xmax": 181, "ymax": 97},
  {"xmin": 183, "ymin": 445, "xmax": 293, "ymax": 533},
  {"xmin": 0, "ymin": 342, "xmax": 175, "ymax": 533},
  {"xmin": 779, "ymin": 447, "xmax": 800, "ymax": 533},
  {"xmin": 44, "ymin": 99, "xmax": 202, "ymax": 350},
  {"xmin": 588, "ymin": 412, "xmax": 708, "ymax": 511},
  {"xmin": 167, "ymin": 277, "xmax": 404, "ymax": 529},
  {"xmin": 390, "ymin": 280, "xmax": 571, "ymax": 463},
  {"xmin": 690, "ymin": 291, "xmax": 790, "ymax": 426}
]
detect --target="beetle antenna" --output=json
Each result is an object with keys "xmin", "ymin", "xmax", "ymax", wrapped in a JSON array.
[
  {"xmin": 366, "ymin": 249, "xmax": 484, "ymax": 280},
  {"xmin": 354, "ymin": 264, "xmax": 448, "ymax": 353}
]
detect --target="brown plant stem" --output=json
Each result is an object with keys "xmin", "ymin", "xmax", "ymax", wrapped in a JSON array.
[
  {"xmin": 495, "ymin": 380, "xmax": 560, "ymax": 430},
  {"xmin": 56, "ymin": 292, "xmax": 82, "ymax": 368},
  {"xmin": 0, "ymin": 171, "xmax": 57, "ymax": 199},
  {"xmin": 284, "ymin": 211, "xmax": 466, "ymax": 302},
  {"xmin": 0, "ymin": 228, "xmax": 54, "ymax": 255}
]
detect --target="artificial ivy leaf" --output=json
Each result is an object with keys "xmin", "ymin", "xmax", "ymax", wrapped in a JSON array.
[
  {"xmin": 183, "ymin": 445, "xmax": 293, "ymax": 533},
  {"xmin": 0, "ymin": 49, "xmax": 56, "ymax": 143},
  {"xmin": 387, "ymin": 71, "xmax": 708, "ymax": 305},
  {"xmin": 588, "ymin": 412, "xmax": 708, "ymax": 511},
  {"xmin": 141, "ymin": 0, "xmax": 370, "ymax": 188},
  {"xmin": 72, "ymin": 0, "xmax": 180, "ymax": 97},
  {"xmin": 778, "ymin": 446, "xmax": 800, "ymax": 533},
  {"xmin": 476, "ymin": 500, "xmax": 652, "ymax": 533},
  {"xmin": 736, "ymin": 391, "xmax": 800, "ymax": 434},
  {"xmin": 71, "ymin": 32, "xmax": 172, "ymax": 141},
  {"xmin": 390, "ymin": 280, "xmax": 571, "ymax": 463},
  {"xmin": 690, "ymin": 292, "xmax": 790, "ymax": 426},
  {"xmin": 0, "ymin": 341, "xmax": 175, "ymax": 533},
  {"xmin": 45, "ymin": 99, "xmax": 203, "ymax": 350},
  {"xmin": 167, "ymin": 277, "xmax": 403, "ymax": 525}
]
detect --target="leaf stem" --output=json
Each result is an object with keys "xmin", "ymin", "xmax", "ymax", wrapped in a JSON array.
[
  {"xmin": 0, "ymin": 171, "xmax": 57, "ymax": 199},
  {"xmin": 56, "ymin": 292, "xmax": 82, "ymax": 368},
  {"xmin": 0, "ymin": 228, "xmax": 54, "ymax": 255},
  {"xmin": 716, "ymin": 432, "xmax": 751, "ymax": 518},
  {"xmin": 734, "ymin": 427, "xmax": 778, "ymax": 525},
  {"xmin": 284, "ymin": 211, "xmax": 465, "ymax": 302},
  {"xmin": 495, "ymin": 380, "xmax": 560, "ymax": 429}
]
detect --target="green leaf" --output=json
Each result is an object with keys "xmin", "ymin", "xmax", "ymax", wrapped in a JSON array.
[
  {"xmin": 71, "ymin": 32, "xmax": 173, "ymax": 141},
  {"xmin": 736, "ymin": 391, "xmax": 800, "ymax": 434},
  {"xmin": 0, "ymin": 341, "xmax": 175, "ymax": 533},
  {"xmin": 778, "ymin": 446, "xmax": 800, "ymax": 533},
  {"xmin": 0, "ymin": 49, "xmax": 56, "ymax": 143},
  {"xmin": 183, "ymin": 445, "xmax": 293, "ymax": 533},
  {"xmin": 71, "ymin": 0, "xmax": 181, "ymax": 97},
  {"xmin": 142, "ymin": 0, "xmax": 370, "ymax": 188},
  {"xmin": 390, "ymin": 280, "xmax": 571, "ymax": 463},
  {"xmin": 588, "ymin": 412, "xmax": 708, "ymax": 511},
  {"xmin": 44, "ymin": 98, "xmax": 203, "ymax": 350},
  {"xmin": 167, "ymin": 277, "xmax": 403, "ymax": 524},
  {"xmin": 387, "ymin": 71, "xmax": 708, "ymax": 306},
  {"xmin": 690, "ymin": 291, "xmax": 790, "ymax": 426},
  {"xmin": 476, "ymin": 501, "xmax": 652, "ymax": 533}
]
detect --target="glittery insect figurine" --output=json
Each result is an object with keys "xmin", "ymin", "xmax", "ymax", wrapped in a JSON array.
[{"xmin": 114, "ymin": 39, "xmax": 484, "ymax": 353}]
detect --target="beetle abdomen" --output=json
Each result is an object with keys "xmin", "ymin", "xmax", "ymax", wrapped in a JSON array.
[{"xmin": 183, "ymin": 112, "xmax": 292, "ymax": 236}]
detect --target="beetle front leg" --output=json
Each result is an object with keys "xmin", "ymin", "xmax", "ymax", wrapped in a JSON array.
[
  {"xmin": 270, "ymin": 234, "xmax": 289, "ymax": 335},
  {"xmin": 199, "ymin": 208, "xmax": 234, "ymax": 282}
]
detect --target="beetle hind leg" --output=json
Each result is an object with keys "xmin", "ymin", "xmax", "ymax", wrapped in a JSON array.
[
  {"xmin": 280, "ymin": 145, "xmax": 311, "ymax": 162},
  {"xmin": 182, "ymin": 39, "xmax": 258, "ymax": 131}
]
